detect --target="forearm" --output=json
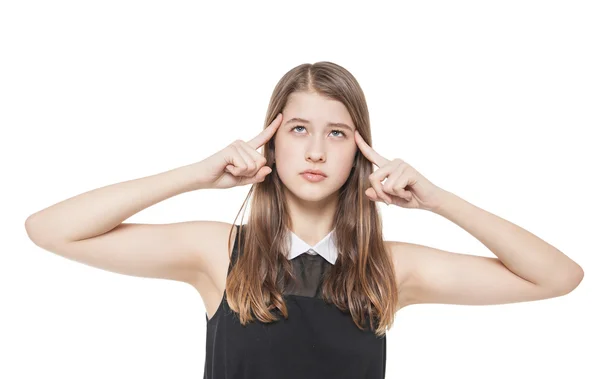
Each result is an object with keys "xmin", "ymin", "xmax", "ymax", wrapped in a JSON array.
[
  {"xmin": 432, "ymin": 190, "xmax": 584, "ymax": 291},
  {"xmin": 25, "ymin": 161, "xmax": 209, "ymax": 246}
]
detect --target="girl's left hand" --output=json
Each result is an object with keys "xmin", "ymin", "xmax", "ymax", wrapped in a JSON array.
[{"xmin": 355, "ymin": 130, "xmax": 447, "ymax": 211}]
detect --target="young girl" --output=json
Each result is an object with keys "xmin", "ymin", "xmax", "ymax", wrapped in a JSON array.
[{"xmin": 25, "ymin": 61, "xmax": 584, "ymax": 379}]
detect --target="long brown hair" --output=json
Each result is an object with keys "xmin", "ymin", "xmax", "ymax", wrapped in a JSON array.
[{"xmin": 225, "ymin": 61, "xmax": 398, "ymax": 337}]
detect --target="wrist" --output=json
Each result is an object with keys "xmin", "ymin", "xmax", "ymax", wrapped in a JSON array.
[
  {"xmin": 429, "ymin": 189, "xmax": 455, "ymax": 214},
  {"xmin": 181, "ymin": 160, "xmax": 216, "ymax": 191},
  {"xmin": 168, "ymin": 163, "xmax": 209, "ymax": 193}
]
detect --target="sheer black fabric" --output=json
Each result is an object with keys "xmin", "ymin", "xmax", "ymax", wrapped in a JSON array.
[
  {"xmin": 280, "ymin": 249, "xmax": 332, "ymax": 298},
  {"xmin": 203, "ymin": 224, "xmax": 386, "ymax": 379}
]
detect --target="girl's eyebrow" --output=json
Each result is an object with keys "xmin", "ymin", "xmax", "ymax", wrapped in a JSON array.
[{"xmin": 284, "ymin": 117, "xmax": 355, "ymax": 132}]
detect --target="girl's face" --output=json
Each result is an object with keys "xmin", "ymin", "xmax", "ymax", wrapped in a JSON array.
[{"xmin": 274, "ymin": 91, "xmax": 358, "ymax": 203}]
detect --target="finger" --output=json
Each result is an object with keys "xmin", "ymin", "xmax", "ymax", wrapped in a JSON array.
[
  {"xmin": 365, "ymin": 188, "xmax": 398, "ymax": 205},
  {"xmin": 224, "ymin": 144, "xmax": 245, "ymax": 176},
  {"xmin": 256, "ymin": 165, "xmax": 272, "ymax": 180},
  {"xmin": 247, "ymin": 113, "xmax": 283, "ymax": 151},
  {"xmin": 354, "ymin": 130, "xmax": 389, "ymax": 168},
  {"xmin": 383, "ymin": 165, "xmax": 412, "ymax": 201},
  {"xmin": 238, "ymin": 141, "xmax": 271, "ymax": 178},
  {"xmin": 238, "ymin": 166, "xmax": 272, "ymax": 186},
  {"xmin": 237, "ymin": 144, "xmax": 259, "ymax": 176},
  {"xmin": 384, "ymin": 177, "xmax": 412, "ymax": 201},
  {"xmin": 225, "ymin": 144, "xmax": 251, "ymax": 176},
  {"xmin": 367, "ymin": 188, "xmax": 413, "ymax": 206},
  {"xmin": 239, "ymin": 141, "xmax": 268, "ymax": 169},
  {"xmin": 228, "ymin": 143, "xmax": 256, "ymax": 177},
  {"xmin": 365, "ymin": 187, "xmax": 384, "ymax": 203},
  {"xmin": 368, "ymin": 163, "xmax": 395, "ymax": 205}
]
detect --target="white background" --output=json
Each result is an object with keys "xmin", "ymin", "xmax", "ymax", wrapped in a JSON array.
[{"xmin": 2, "ymin": 1, "xmax": 598, "ymax": 378}]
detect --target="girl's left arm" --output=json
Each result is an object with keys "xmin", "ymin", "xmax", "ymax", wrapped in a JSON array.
[{"xmin": 431, "ymin": 190, "xmax": 584, "ymax": 292}]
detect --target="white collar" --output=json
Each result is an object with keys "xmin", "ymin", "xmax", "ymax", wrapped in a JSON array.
[{"xmin": 286, "ymin": 229, "xmax": 338, "ymax": 265}]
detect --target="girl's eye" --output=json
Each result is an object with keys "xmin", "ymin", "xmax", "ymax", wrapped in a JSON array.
[
  {"xmin": 292, "ymin": 126, "xmax": 346, "ymax": 138},
  {"xmin": 292, "ymin": 126, "xmax": 306, "ymax": 133}
]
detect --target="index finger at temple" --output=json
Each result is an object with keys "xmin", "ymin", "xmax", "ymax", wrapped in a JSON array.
[{"xmin": 247, "ymin": 113, "xmax": 283, "ymax": 150}]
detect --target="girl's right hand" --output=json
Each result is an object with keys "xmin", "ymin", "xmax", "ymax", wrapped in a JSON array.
[{"xmin": 196, "ymin": 113, "xmax": 283, "ymax": 190}]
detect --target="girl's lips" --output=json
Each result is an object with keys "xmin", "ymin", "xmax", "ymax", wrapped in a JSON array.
[
  {"xmin": 301, "ymin": 172, "xmax": 327, "ymax": 182},
  {"xmin": 301, "ymin": 170, "xmax": 327, "ymax": 177}
]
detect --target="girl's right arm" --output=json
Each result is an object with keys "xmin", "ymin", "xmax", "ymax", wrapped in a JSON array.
[
  {"xmin": 24, "ymin": 161, "xmax": 228, "ymax": 285},
  {"xmin": 23, "ymin": 113, "xmax": 282, "ymax": 286}
]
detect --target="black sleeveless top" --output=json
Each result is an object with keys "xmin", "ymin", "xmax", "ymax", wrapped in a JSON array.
[{"xmin": 203, "ymin": 224, "xmax": 387, "ymax": 379}]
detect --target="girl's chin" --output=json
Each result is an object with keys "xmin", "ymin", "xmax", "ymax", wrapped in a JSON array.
[{"xmin": 290, "ymin": 187, "xmax": 339, "ymax": 203}]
